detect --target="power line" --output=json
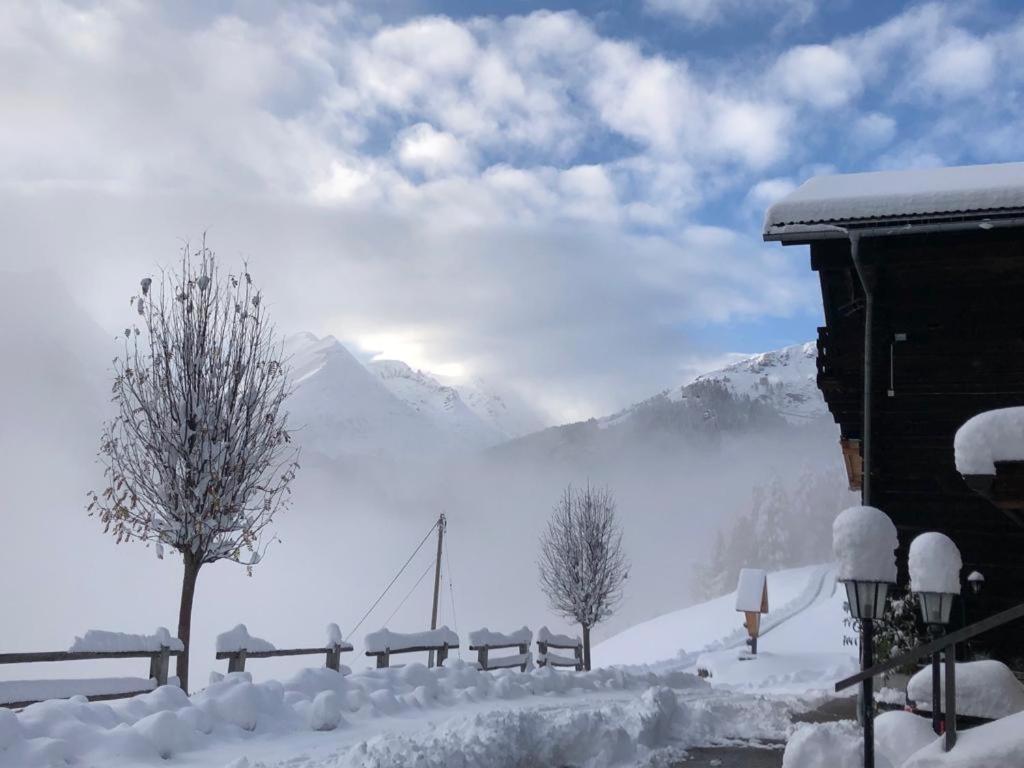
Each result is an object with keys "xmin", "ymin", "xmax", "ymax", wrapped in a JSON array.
[
  {"xmin": 445, "ymin": 536, "xmax": 460, "ymax": 659},
  {"xmin": 382, "ymin": 559, "xmax": 436, "ymax": 628},
  {"xmin": 346, "ymin": 519, "xmax": 440, "ymax": 641}
]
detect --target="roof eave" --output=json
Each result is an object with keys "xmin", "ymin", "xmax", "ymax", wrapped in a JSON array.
[{"xmin": 763, "ymin": 209, "xmax": 1024, "ymax": 245}]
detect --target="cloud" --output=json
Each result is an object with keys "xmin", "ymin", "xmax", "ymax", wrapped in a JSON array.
[
  {"xmin": 645, "ymin": 0, "xmax": 817, "ymax": 28},
  {"xmin": 3, "ymin": 0, "xmax": 1023, "ymax": 418},
  {"xmin": 772, "ymin": 45, "xmax": 863, "ymax": 109}
]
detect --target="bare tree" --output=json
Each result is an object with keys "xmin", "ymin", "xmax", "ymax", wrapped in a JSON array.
[
  {"xmin": 88, "ymin": 240, "xmax": 299, "ymax": 692},
  {"xmin": 538, "ymin": 484, "xmax": 628, "ymax": 670}
]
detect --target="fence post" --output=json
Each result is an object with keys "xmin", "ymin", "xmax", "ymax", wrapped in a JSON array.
[
  {"xmin": 518, "ymin": 643, "xmax": 528, "ymax": 672},
  {"xmin": 538, "ymin": 640, "xmax": 547, "ymax": 667},
  {"xmin": 149, "ymin": 646, "xmax": 170, "ymax": 687},
  {"xmin": 438, "ymin": 644, "xmax": 448, "ymax": 667},
  {"xmin": 376, "ymin": 651, "xmax": 390, "ymax": 669},
  {"xmin": 944, "ymin": 644, "xmax": 957, "ymax": 751},
  {"xmin": 326, "ymin": 644, "xmax": 341, "ymax": 672},
  {"xmin": 477, "ymin": 647, "xmax": 488, "ymax": 671},
  {"xmin": 228, "ymin": 649, "xmax": 247, "ymax": 673}
]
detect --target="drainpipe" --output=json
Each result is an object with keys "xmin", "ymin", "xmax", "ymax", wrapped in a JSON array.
[{"xmin": 847, "ymin": 231, "xmax": 874, "ymax": 506}]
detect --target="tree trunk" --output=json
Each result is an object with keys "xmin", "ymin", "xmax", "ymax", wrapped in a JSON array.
[
  {"xmin": 582, "ymin": 624, "xmax": 591, "ymax": 671},
  {"xmin": 176, "ymin": 553, "xmax": 202, "ymax": 694}
]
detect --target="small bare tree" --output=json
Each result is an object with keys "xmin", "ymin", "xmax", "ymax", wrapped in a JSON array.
[
  {"xmin": 538, "ymin": 484, "xmax": 628, "ymax": 670},
  {"xmin": 89, "ymin": 241, "xmax": 299, "ymax": 692}
]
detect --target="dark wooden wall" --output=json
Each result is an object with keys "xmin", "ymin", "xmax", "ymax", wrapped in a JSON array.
[{"xmin": 810, "ymin": 229, "xmax": 1024, "ymax": 663}]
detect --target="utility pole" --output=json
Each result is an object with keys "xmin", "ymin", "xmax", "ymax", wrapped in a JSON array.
[{"xmin": 428, "ymin": 513, "xmax": 446, "ymax": 667}]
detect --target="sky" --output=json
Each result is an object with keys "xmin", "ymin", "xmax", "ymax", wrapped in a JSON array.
[{"xmin": 2, "ymin": 0, "xmax": 1024, "ymax": 420}]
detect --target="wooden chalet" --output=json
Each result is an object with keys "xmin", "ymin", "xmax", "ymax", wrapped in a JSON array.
[{"xmin": 764, "ymin": 162, "xmax": 1024, "ymax": 663}]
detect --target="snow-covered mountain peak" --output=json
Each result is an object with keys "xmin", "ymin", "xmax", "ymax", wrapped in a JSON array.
[{"xmin": 694, "ymin": 341, "xmax": 823, "ymax": 422}]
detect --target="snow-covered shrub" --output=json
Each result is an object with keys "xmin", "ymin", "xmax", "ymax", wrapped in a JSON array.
[{"xmin": 307, "ymin": 691, "xmax": 344, "ymax": 731}]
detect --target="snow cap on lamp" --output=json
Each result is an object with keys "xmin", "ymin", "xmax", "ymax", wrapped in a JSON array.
[
  {"xmin": 832, "ymin": 505, "xmax": 898, "ymax": 583},
  {"xmin": 909, "ymin": 532, "xmax": 962, "ymax": 595}
]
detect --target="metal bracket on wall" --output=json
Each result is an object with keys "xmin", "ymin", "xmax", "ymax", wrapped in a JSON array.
[{"xmin": 889, "ymin": 332, "xmax": 908, "ymax": 397}]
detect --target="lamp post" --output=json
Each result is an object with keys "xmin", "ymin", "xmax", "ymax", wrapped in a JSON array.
[
  {"xmin": 842, "ymin": 578, "xmax": 890, "ymax": 768},
  {"xmin": 833, "ymin": 504, "xmax": 899, "ymax": 768},
  {"xmin": 908, "ymin": 532, "xmax": 963, "ymax": 745}
]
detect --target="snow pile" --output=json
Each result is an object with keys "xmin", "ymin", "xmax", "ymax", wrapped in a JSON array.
[
  {"xmin": 215, "ymin": 625, "xmax": 276, "ymax": 654},
  {"xmin": 364, "ymin": 627, "xmax": 459, "ymax": 653},
  {"xmin": 0, "ymin": 660, "xmax": 712, "ymax": 767},
  {"xmin": 537, "ymin": 626, "xmax": 580, "ymax": 646},
  {"xmin": 694, "ymin": 649, "xmax": 857, "ymax": 695},
  {"xmin": 783, "ymin": 711, "xmax": 936, "ymax": 768},
  {"xmin": 326, "ymin": 623, "xmax": 344, "ymax": 647},
  {"xmin": 954, "ymin": 406, "xmax": 1024, "ymax": 475},
  {"xmin": 908, "ymin": 533, "xmax": 962, "ymax": 594},
  {"xmin": 908, "ymin": 660, "xmax": 1024, "ymax": 719},
  {"xmin": 735, "ymin": 568, "xmax": 768, "ymax": 612},
  {"xmin": 468, "ymin": 627, "xmax": 533, "ymax": 647},
  {"xmin": 833, "ymin": 506, "xmax": 898, "ymax": 582},
  {"xmin": 69, "ymin": 627, "xmax": 184, "ymax": 653},
  {"xmin": 782, "ymin": 720, "xmax": 863, "ymax": 768},
  {"xmin": 903, "ymin": 708, "xmax": 1024, "ymax": 767}
]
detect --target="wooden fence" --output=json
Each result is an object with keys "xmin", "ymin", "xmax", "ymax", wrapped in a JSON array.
[
  {"xmin": 216, "ymin": 642, "xmax": 353, "ymax": 674},
  {"xmin": 536, "ymin": 635, "xmax": 583, "ymax": 671},
  {"xmin": 0, "ymin": 647, "xmax": 182, "ymax": 709}
]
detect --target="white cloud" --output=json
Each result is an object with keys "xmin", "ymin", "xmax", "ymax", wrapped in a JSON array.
[
  {"xmin": 918, "ymin": 34, "xmax": 995, "ymax": 97},
  {"xmin": 395, "ymin": 123, "xmax": 476, "ymax": 177},
  {"xmin": 746, "ymin": 178, "xmax": 797, "ymax": 211},
  {"xmin": 646, "ymin": 0, "xmax": 817, "ymax": 28},
  {"xmin": 852, "ymin": 113, "xmax": 897, "ymax": 148},
  {"xmin": 773, "ymin": 45, "xmax": 862, "ymax": 109}
]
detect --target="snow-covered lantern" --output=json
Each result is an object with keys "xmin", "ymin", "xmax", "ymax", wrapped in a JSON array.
[
  {"xmin": 833, "ymin": 506, "xmax": 898, "ymax": 621},
  {"xmin": 735, "ymin": 568, "xmax": 768, "ymax": 654},
  {"xmin": 909, "ymin": 532, "xmax": 962, "ymax": 628},
  {"xmin": 967, "ymin": 570, "xmax": 985, "ymax": 596},
  {"xmin": 955, "ymin": 407, "xmax": 1024, "ymax": 510}
]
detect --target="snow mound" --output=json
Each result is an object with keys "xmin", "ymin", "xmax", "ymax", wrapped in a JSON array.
[
  {"xmin": 903, "ymin": 708, "xmax": 1024, "ymax": 767},
  {"xmin": 908, "ymin": 660, "xmax": 1024, "ymax": 719},
  {"xmin": 468, "ymin": 627, "xmax": 532, "ymax": 647},
  {"xmin": 537, "ymin": 627, "xmax": 579, "ymax": 646},
  {"xmin": 954, "ymin": 406, "xmax": 1024, "ymax": 475},
  {"xmin": 326, "ymin": 623, "xmax": 343, "ymax": 647},
  {"xmin": 69, "ymin": 627, "xmax": 184, "ymax": 653},
  {"xmin": 364, "ymin": 627, "xmax": 459, "ymax": 653},
  {"xmin": 783, "ymin": 710, "xmax": 936, "ymax": 768},
  {"xmin": 215, "ymin": 625, "xmax": 276, "ymax": 654},
  {"xmin": 908, "ymin": 533, "xmax": 962, "ymax": 595},
  {"xmin": 833, "ymin": 506, "xmax": 898, "ymax": 583}
]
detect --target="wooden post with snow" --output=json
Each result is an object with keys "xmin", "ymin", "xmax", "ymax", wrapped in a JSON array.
[{"xmin": 735, "ymin": 568, "xmax": 769, "ymax": 656}]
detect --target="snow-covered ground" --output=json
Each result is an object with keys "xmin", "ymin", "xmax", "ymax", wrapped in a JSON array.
[{"xmin": 1, "ymin": 563, "xmax": 862, "ymax": 767}]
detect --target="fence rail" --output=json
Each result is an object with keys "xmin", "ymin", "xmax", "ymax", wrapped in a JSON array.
[
  {"xmin": 0, "ymin": 646, "xmax": 183, "ymax": 709},
  {"xmin": 216, "ymin": 643, "xmax": 353, "ymax": 674}
]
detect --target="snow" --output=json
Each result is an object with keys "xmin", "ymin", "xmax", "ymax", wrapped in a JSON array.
[
  {"xmin": 735, "ymin": 568, "xmax": 768, "ymax": 612},
  {"xmin": 326, "ymin": 623, "xmax": 343, "ymax": 647},
  {"xmin": 364, "ymin": 627, "xmax": 459, "ymax": 653},
  {"xmin": 215, "ymin": 625, "xmax": 276, "ymax": 654},
  {"xmin": 953, "ymin": 406, "xmax": 1024, "ymax": 475},
  {"xmin": 764, "ymin": 162, "xmax": 1024, "ymax": 232},
  {"xmin": 908, "ymin": 660, "xmax": 1024, "ymax": 719},
  {"xmin": 783, "ymin": 710, "xmax": 938, "ymax": 768},
  {"xmin": 695, "ymin": 650, "xmax": 857, "ymax": 695},
  {"xmin": 537, "ymin": 626, "xmax": 580, "ymax": 647},
  {"xmin": 596, "ymin": 564, "xmax": 840, "ymax": 669},
  {"xmin": 68, "ymin": 627, "xmax": 184, "ymax": 653},
  {"xmin": 468, "ymin": 627, "xmax": 532, "ymax": 647},
  {"xmin": 902, "ymin": 708, "xmax": 1024, "ymax": 767},
  {"xmin": 833, "ymin": 506, "xmax": 898, "ymax": 583},
  {"xmin": 0, "ymin": 677, "xmax": 156, "ymax": 706},
  {"xmin": 908, "ymin": 532, "xmax": 962, "ymax": 595}
]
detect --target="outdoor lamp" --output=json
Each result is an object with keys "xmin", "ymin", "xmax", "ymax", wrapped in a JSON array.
[
  {"xmin": 967, "ymin": 570, "xmax": 984, "ymax": 596},
  {"xmin": 916, "ymin": 591, "xmax": 956, "ymax": 627},
  {"xmin": 843, "ymin": 580, "xmax": 891, "ymax": 621}
]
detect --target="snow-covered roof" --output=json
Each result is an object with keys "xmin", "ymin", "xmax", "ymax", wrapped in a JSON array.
[
  {"xmin": 954, "ymin": 406, "xmax": 1024, "ymax": 475},
  {"xmin": 734, "ymin": 568, "xmax": 768, "ymax": 613},
  {"xmin": 764, "ymin": 162, "xmax": 1024, "ymax": 240}
]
